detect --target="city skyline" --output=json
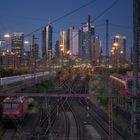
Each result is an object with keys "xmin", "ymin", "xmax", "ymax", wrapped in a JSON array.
[{"xmin": 0, "ymin": 0, "xmax": 132, "ymax": 57}]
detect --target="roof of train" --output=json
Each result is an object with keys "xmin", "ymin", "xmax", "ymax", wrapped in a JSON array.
[
  {"xmin": 110, "ymin": 73, "xmax": 132, "ymax": 81},
  {"xmin": 2, "ymin": 96, "xmax": 28, "ymax": 103}
]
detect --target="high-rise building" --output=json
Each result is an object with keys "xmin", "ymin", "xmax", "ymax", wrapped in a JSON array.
[
  {"xmin": 11, "ymin": 32, "xmax": 24, "ymax": 55},
  {"xmin": 69, "ymin": 27, "xmax": 80, "ymax": 57},
  {"xmin": 42, "ymin": 24, "xmax": 52, "ymax": 60},
  {"xmin": 81, "ymin": 15, "xmax": 95, "ymax": 60},
  {"xmin": 11, "ymin": 32, "xmax": 24, "ymax": 67},
  {"xmin": 91, "ymin": 35, "xmax": 102, "ymax": 65},
  {"xmin": 59, "ymin": 31, "xmax": 68, "ymax": 56}
]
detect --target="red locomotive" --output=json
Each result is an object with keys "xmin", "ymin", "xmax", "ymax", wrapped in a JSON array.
[
  {"xmin": 110, "ymin": 73, "xmax": 140, "ymax": 95},
  {"xmin": 0, "ymin": 96, "xmax": 29, "ymax": 121}
]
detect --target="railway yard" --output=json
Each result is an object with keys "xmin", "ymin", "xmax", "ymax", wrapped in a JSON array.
[{"xmin": 0, "ymin": 68, "xmax": 138, "ymax": 140}]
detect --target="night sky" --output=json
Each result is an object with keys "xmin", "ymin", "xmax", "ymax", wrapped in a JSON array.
[{"xmin": 0, "ymin": 0, "xmax": 133, "ymax": 56}]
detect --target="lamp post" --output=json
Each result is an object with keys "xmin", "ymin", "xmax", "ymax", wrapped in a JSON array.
[
  {"xmin": 3, "ymin": 33, "xmax": 11, "ymax": 48},
  {"xmin": 66, "ymin": 50, "xmax": 71, "ymax": 66},
  {"xmin": 60, "ymin": 44, "xmax": 64, "ymax": 70},
  {"xmin": 24, "ymin": 40, "xmax": 32, "ymax": 69},
  {"xmin": 10, "ymin": 51, "xmax": 15, "ymax": 68},
  {"xmin": 111, "ymin": 42, "xmax": 119, "ymax": 67},
  {"xmin": 120, "ymin": 50, "xmax": 124, "ymax": 65}
]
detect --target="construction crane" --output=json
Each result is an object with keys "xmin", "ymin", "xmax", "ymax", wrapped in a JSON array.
[{"xmin": 131, "ymin": 0, "xmax": 140, "ymax": 140}]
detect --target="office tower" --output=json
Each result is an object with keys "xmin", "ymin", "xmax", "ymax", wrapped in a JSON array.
[
  {"xmin": 59, "ymin": 31, "xmax": 68, "ymax": 56},
  {"xmin": 81, "ymin": 15, "xmax": 95, "ymax": 60},
  {"xmin": 11, "ymin": 32, "xmax": 24, "ymax": 55},
  {"xmin": 42, "ymin": 24, "xmax": 52, "ymax": 60},
  {"xmin": 69, "ymin": 27, "xmax": 80, "ymax": 57},
  {"xmin": 11, "ymin": 32, "xmax": 24, "ymax": 67}
]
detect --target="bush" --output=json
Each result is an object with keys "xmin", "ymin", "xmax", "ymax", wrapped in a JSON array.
[{"xmin": 98, "ymin": 97, "xmax": 108, "ymax": 108}]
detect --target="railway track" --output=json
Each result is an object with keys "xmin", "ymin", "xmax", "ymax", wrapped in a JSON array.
[
  {"xmin": 28, "ymin": 98, "xmax": 58, "ymax": 140},
  {"xmin": 0, "ymin": 120, "xmax": 24, "ymax": 140},
  {"xmin": 57, "ymin": 98, "xmax": 83, "ymax": 140},
  {"xmin": 61, "ymin": 98, "xmax": 70, "ymax": 140},
  {"xmin": 67, "ymin": 100, "xmax": 83, "ymax": 140},
  {"xmin": 1, "ymin": 129, "xmax": 16, "ymax": 140},
  {"xmin": 79, "ymin": 98, "xmax": 127, "ymax": 140}
]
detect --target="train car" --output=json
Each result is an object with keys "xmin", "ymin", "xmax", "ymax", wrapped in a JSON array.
[
  {"xmin": 109, "ymin": 73, "xmax": 133, "ymax": 95},
  {"xmin": 0, "ymin": 96, "xmax": 29, "ymax": 121},
  {"xmin": 0, "ymin": 71, "xmax": 56, "ymax": 87}
]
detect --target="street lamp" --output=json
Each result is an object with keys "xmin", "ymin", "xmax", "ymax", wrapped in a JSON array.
[
  {"xmin": 66, "ymin": 50, "xmax": 71, "ymax": 66},
  {"xmin": 113, "ymin": 42, "xmax": 119, "ymax": 48},
  {"xmin": 111, "ymin": 42, "xmax": 119, "ymax": 67},
  {"xmin": 24, "ymin": 40, "xmax": 29, "ymax": 44},
  {"xmin": 24, "ymin": 40, "xmax": 32, "ymax": 68},
  {"xmin": 60, "ymin": 44, "xmax": 64, "ymax": 70},
  {"xmin": 10, "ymin": 51, "xmax": 15, "ymax": 68},
  {"xmin": 4, "ymin": 33, "xmax": 11, "ymax": 39},
  {"xmin": 3, "ymin": 33, "xmax": 11, "ymax": 48}
]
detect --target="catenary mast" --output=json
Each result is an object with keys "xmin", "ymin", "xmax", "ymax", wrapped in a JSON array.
[{"xmin": 131, "ymin": 0, "xmax": 140, "ymax": 139}]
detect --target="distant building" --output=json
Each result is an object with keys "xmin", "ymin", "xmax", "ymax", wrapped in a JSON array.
[
  {"xmin": 81, "ymin": 15, "xmax": 95, "ymax": 60},
  {"xmin": 42, "ymin": 24, "xmax": 52, "ymax": 60},
  {"xmin": 11, "ymin": 32, "xmax": 24, "ymax": 66},
  {"xmin": 11, "ymin": 32, "xmax": 24, "ymax": 55},
  {"xmin": 31, "ymin": 43, "xmax": 39, "ymax": 61},
  {"xmin": 69, "ymin": 27, "xmax": 80, "ymax": 57},
  {"xmin": 59, "ymin": 31, "xmax": 68, "ymax": 56},
  {"xmin": 91, "ymin": 35, "xmax": 102, "ymax": 65},
  {"xmin": 55, "ymin": 40, "xmax": 60, "ymax": 58},
  {"xmin": 0, "ymin": 50, "xmax": 15, "ymax": 68}
]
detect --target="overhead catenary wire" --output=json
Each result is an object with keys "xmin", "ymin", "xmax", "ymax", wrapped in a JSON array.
[
  {"xmin": 92, "ymin": 0, "xmax": 120, "ymax": 22},
  {"xmin": 25, "ymin": 0, "xmax": 97, "ymax": 37},
  {"xmin": 2, "ymin": 0, "xmax": 121, "ymax": 49},
  {"xmin": 67, "ymin": 0, "xmax": 120, "ymax": 43},
  {"xmin": 1, "ymin": 0, "xmax": 97, "ymax": 50}
]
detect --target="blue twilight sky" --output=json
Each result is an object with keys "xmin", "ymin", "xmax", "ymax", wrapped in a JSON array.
[{"xmin": 0, "ymin": 0, "xmax": 133, "ymax": 57}]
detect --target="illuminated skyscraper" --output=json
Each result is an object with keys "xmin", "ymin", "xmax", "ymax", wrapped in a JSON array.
[
  {"xmin": 69, "ymin": 27, "xmax": 81, "ymax": 57},
  {"xmin": 42, "ymin": 24, "xmax": 52, "ymax": 60},
  {"xmin": 59, "ymin": 31, "xmax": 68, "ymax": 56},
  {"xmin": 81, "ymin": 15, "xmax": 95, "ymax": 60}
]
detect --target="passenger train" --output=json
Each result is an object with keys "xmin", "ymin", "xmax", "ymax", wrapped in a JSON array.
[
  {"xmin": 0, "ymin": 71, "xmax": 56, "ymax": 87},
  {"xmin": 110, "ymin": 73, "xmax": 140, "ymax": 95}
]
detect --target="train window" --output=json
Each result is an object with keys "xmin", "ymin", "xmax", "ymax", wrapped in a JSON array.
[
  {"xmin": 12, "ymin": 103, "xmax": 19, "ymax": 109},
  {"xmin": 3, "ymin": 103, "xmax": 11, "ymax": 109}
]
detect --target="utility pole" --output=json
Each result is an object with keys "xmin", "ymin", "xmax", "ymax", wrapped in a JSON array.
[
  {"xmin": 131, "ymin": 0, "xmax": 140, "ymax": 140},
  {"xmin": 88, "ymin": 15, "xmax": 92, "ymax": 62},
  {"xmin": 106, "ymin": 19, "xmax": 109, "ymax": 66}
]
